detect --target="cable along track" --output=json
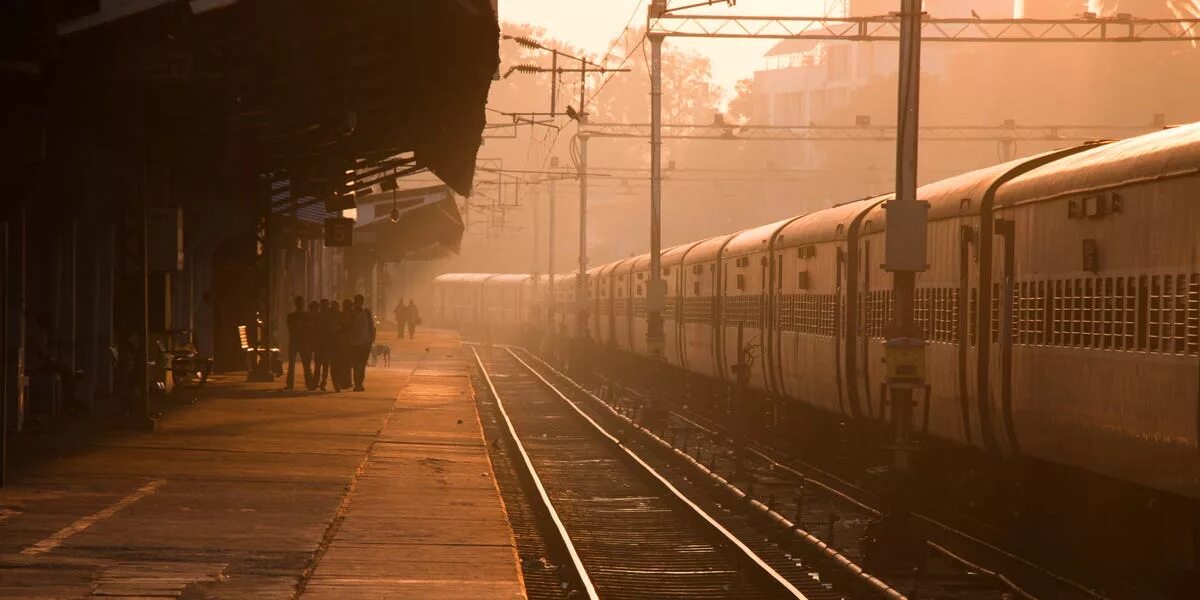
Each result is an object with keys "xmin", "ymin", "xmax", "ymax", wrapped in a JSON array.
[{"xmin": 472, "ymin": 347, "xmax": 814, "ymax": 599}]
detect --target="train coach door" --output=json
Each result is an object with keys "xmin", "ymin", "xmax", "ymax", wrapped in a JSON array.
[
  {"xmin": 993, "ymin": 215, "xmax": 1019, "ymax": 455},
  {"xmin": 769, "ymin": 249, "xmax": 785, "ymax": 397},
  {"xmin": 834, "ymin": 246, "xmax": 849, "ymax": 418}
]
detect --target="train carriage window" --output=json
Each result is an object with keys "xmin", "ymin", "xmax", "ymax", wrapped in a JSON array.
[
  {"xmin": 1014, "ymin": 282, "xmax": 1026, "ymax": 344},
  {"xmin": 1051, "ymin": 281, "xmax": 1063, "ymax": 346},
  {"xmin": 1120, "ymin": 277, "xmax": 1134, "ymax": 350},
  {"xmin": 968, "ymin": 289, "xmax": 978, "ymax": 346},
  {"xmin": 991, "ymin": 284, "xmax": 1000, "ymax": 342},
  {"xmin": 915, "ymin": 289, "xmax": 928, "ymax": 339},
  {"xmin": 1163, "ymin": 274, "xmax": 1178, "ymax": 353},
  {"xmin": 1072, "ymin": 279, "xmax": 1084, "ymax": 347},
  {"xmin": 1102, "ymin": 278, "xmax": 1115, "ymax": 349},
  {"xmin": 1035, "ymin": 281, "xmax": 1047, "ymax": 345},
  {"xmin": 1149, "ymin": 276, "xmax": 1162, "ymax": 352},
  {"xmin": 1063, "ymin": 280, "xmax": 1073, "ymax": 346},
  {"xmin": 1083, "ymin": 278, "xmax": 1096, "ymax": 348},
  {"xmin": 1172, "ymin": 273, "xmax": 1189, "ymax": 354},
  {"xmin": 1187, "ymin": 273, "xmax": 1200, "ymax": 356},
  {"xmin": 951, "ymin": 288, "xmax": 960, "ymax": 344},
  {"xmin": 1137, "ymin": 276, "xmax": 1149, "ymax": 351}
]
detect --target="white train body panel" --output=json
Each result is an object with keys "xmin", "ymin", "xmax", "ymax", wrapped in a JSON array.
[{"xmin": 432, "ymin": 123, "xmax": 1200, "ymax": 500}]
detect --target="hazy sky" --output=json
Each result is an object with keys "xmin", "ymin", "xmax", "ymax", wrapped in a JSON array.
[{"xmin": 500, "ymin": 0, "xmax": 828, "ymax": 96}]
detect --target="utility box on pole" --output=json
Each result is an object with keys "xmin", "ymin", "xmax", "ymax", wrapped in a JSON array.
[{"xmin": 883, "ymin": 199, "xmax": 929, "ymax": 273}]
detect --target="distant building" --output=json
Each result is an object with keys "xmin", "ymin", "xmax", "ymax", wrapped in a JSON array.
[{"xmin": 747, "ymin": 0, "xmax": 1200, "ymax": 196}]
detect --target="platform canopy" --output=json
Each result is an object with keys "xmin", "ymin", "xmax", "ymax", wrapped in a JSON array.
[
  {"xmin": 2, "ymin": 0, "xmax": 499, "ymax": 213},
  {"xmin": 355, "ymin": 185, "xmax": 466, "ymax": 261}
]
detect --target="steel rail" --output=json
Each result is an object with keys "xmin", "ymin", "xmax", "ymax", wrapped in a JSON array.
[
  {"xmin": 470, "ymin": 348, "xmax": 600, "ymax": 600},
  {"xmin": 594, "ymin": 365, "xmax": 1108, "ymax": 600},
  {"xmin": 503, "ymin": 348, "xmax": 810, "ymax": 600},
  {"xmin": 511, "ymin": 348, "xmax": 903, "ymax": 599}
]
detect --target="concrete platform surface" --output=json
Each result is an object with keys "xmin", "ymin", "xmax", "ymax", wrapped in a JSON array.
[{"xmin": 0, "ymin": 329, "xmax": 525, "ymax": 600}]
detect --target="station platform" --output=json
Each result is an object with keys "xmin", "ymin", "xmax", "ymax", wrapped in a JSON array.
[{"xmin": 0, "ymin": 329, "xmax": 525, "ymax": 599}]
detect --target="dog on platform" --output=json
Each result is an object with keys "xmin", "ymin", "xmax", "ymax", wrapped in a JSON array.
[{"xmin": 369, "ymin": 344, "xmax": 391, "ymax": 367}]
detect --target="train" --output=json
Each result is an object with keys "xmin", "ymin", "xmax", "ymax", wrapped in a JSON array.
[{"xmin": 433, "ymin": 122, "xmax": 1200, "ymax": 505}]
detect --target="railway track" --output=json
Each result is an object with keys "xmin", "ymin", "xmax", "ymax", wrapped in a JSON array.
[
  {"xmin": 509, "ymin": 347, "xmax": 1117, "ymax": 600},
  {"xmin": 472, "ymin": 346, "xmax": 826, "ymax": 599}
]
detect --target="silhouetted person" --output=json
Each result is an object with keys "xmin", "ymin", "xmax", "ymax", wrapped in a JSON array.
[
  {"xmin": 315, "ymin": 299, "xmax": 334, "ymax": 391},
  {"xmin": 332, "ymin": 299, "xmax": 354, "ymax": 390},
  {"xmin": 348, "ymin": 294, "xmax": 376, "ymax": 391},
  {"xmin": 405, "ymin": 300, "xmax": 420, "ymax": 339},
  {"xmin": 305, "ymin": 300, "xmax": 322, "ymax": 390},
  {"xmin": 393, "ymin": 299, "xmax": 406, "ymax": 338},
  {"xmin": 28, "ymin": 310, "xmax": 82, "ymax": 413},
  {"xmin": 328, "ymin": 300, "xmax": 348, "ymax": 392},
  {"xmin": 284, "ymin": 296, "xmax": 314, "ymax": 391}
]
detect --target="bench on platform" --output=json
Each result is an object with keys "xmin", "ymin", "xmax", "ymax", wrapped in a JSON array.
[
  {"xmin": 155, "ymin": 338, "xmax": 213, "ymax": 392},
  {"xmin": 238, "ymin": 325, "xmax": 281, "ymax": 379}
]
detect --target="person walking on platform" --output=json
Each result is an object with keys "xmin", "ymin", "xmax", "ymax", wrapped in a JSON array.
[
  {"xmin": 326, "ymin": 300, "xmax": 346, "ymax": 391},
  {"xmin": 305, "ymin": 300, "xmax": 323, "ymax": 390},
  {"xmin": 332, "ymin": 299, "xmax": 354, "ymax": 391},
  {"xmin": 284, "ymin": 296, "xmax": 314, "ymax": 391},
  {"xmin": 405, "ymin": 299, "xmax": 421, "ymax": 339},
  {"xmin": 392, "ymin": 299, "xmax": 406, "ymax": 339},
  {"xmin": 349, "ymin": 294, "xmax": 376, "ymax": 391},
  {"xmin": 315, "ymin": 299, "xmax": 334, "ymax": 391}
]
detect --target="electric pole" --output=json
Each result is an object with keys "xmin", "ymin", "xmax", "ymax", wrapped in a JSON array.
[
  {"xmin": 548, "ymin": 156, "xmax": 558, "ymax": 333},
  {"xmin": 576, "ymin": 122, "xmax": 590, "ymax": 341},
  {"xmin": 647, "ymin": 0, "xmax": 668, "ymax": 358},
  {"xmin": 872, "ymin": 0, "xmax": 930, "ymax": 569}
]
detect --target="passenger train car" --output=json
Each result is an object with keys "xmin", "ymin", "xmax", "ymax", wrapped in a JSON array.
[{"xmin": 433, "ymin": 123, "xmax": 1200, "ymax": 503}]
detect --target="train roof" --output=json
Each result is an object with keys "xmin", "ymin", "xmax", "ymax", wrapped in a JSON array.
[
  {"xmin": 597, "ymin": 258, "xmax": 629, "ymax": 278},
  {"xmin": 433, "ymin": 273, "xmax": 497, "ymax": 283},
  {"xmin": 857, "ymin": 144, "xmax": 1103, "ymax": 230},
  {"xmin": 614, "ymin": 255, "xmax": 644, "ymax": 276},
  {"xmin": 723, "ymin": 217, "xmax": 802, "ymax": 258},
  {"xmin": 630, "ymin": 240, "xmax": 693, "ymax": 270},
  {"xmin": 682, "ymin": 231, "xmax": 741, "ymax": 265},
  {"xmin": 661, "ymin": 239, "xmax": 707, "ymax": 266},
  {"xmin": 997, "ymin": 122, "xmax": 1200, "ymax": 206},
  {"xmin": 484, "ymin": 274, "xmax": 531, "ymax": 284},
  {"xmin": 777, "ymin": 196, "xmax": 885, "ymax": 247},
  {"xmin": 917, "ymin": 144, "xmax": 1103, "ymax": 219}
]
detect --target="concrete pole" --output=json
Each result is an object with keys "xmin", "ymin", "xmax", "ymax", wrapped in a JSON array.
[
  {"xmin": 646, "ymin": 23, "xmax": 667, "ymax": 358},
  {"xmin": 532, "ymin": 188, "xmax": 539, "ymax": 279},
  {"xmin": 576, "ymin": 127, "xmax": 590, "ymax": 340},
  {"xmin": 871, "ymin": 0, "xmax": 930, "ymax": 566},
  {"xmin": 548, "ymin": 157, "xmax": 557, "ymax": 331},
  {"xmin": 888, "ymin": 0, "xmax": 927, "ymax": 478}
]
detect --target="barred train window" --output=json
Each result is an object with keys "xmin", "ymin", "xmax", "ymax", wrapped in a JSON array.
[
  {"xmin": 969, "ymin": 289, "xmax": 978, "ymax": 346},
  {"xmin": 1008, "ymin": 274, "xmax": 1198, "ymax": 356},
  {"xmin": 1188, "ymin": 274, "xmax": 1200, "ymax": 355},
  {"xmin": 1149, "ymin": 276, "xmax": 1161, "ymax": 352}
]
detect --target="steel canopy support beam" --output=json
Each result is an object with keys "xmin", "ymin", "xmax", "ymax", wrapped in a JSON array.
[
  {"xmin": 649, "ymin": 14, "xmax": 1200, "ymax": 42},
  {"xmin": 579, "ymin": 121, "xmax": 1159, "ymax": 142}
]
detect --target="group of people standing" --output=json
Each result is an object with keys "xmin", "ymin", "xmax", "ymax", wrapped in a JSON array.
[{"xmin": 285, "ymin": 294, "xmax": 376, "ymax": 392}]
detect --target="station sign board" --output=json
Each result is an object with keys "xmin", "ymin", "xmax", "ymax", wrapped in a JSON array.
[{"xmin": 324, "ymin": 217, "xmax": 355, "ymax": 247}]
